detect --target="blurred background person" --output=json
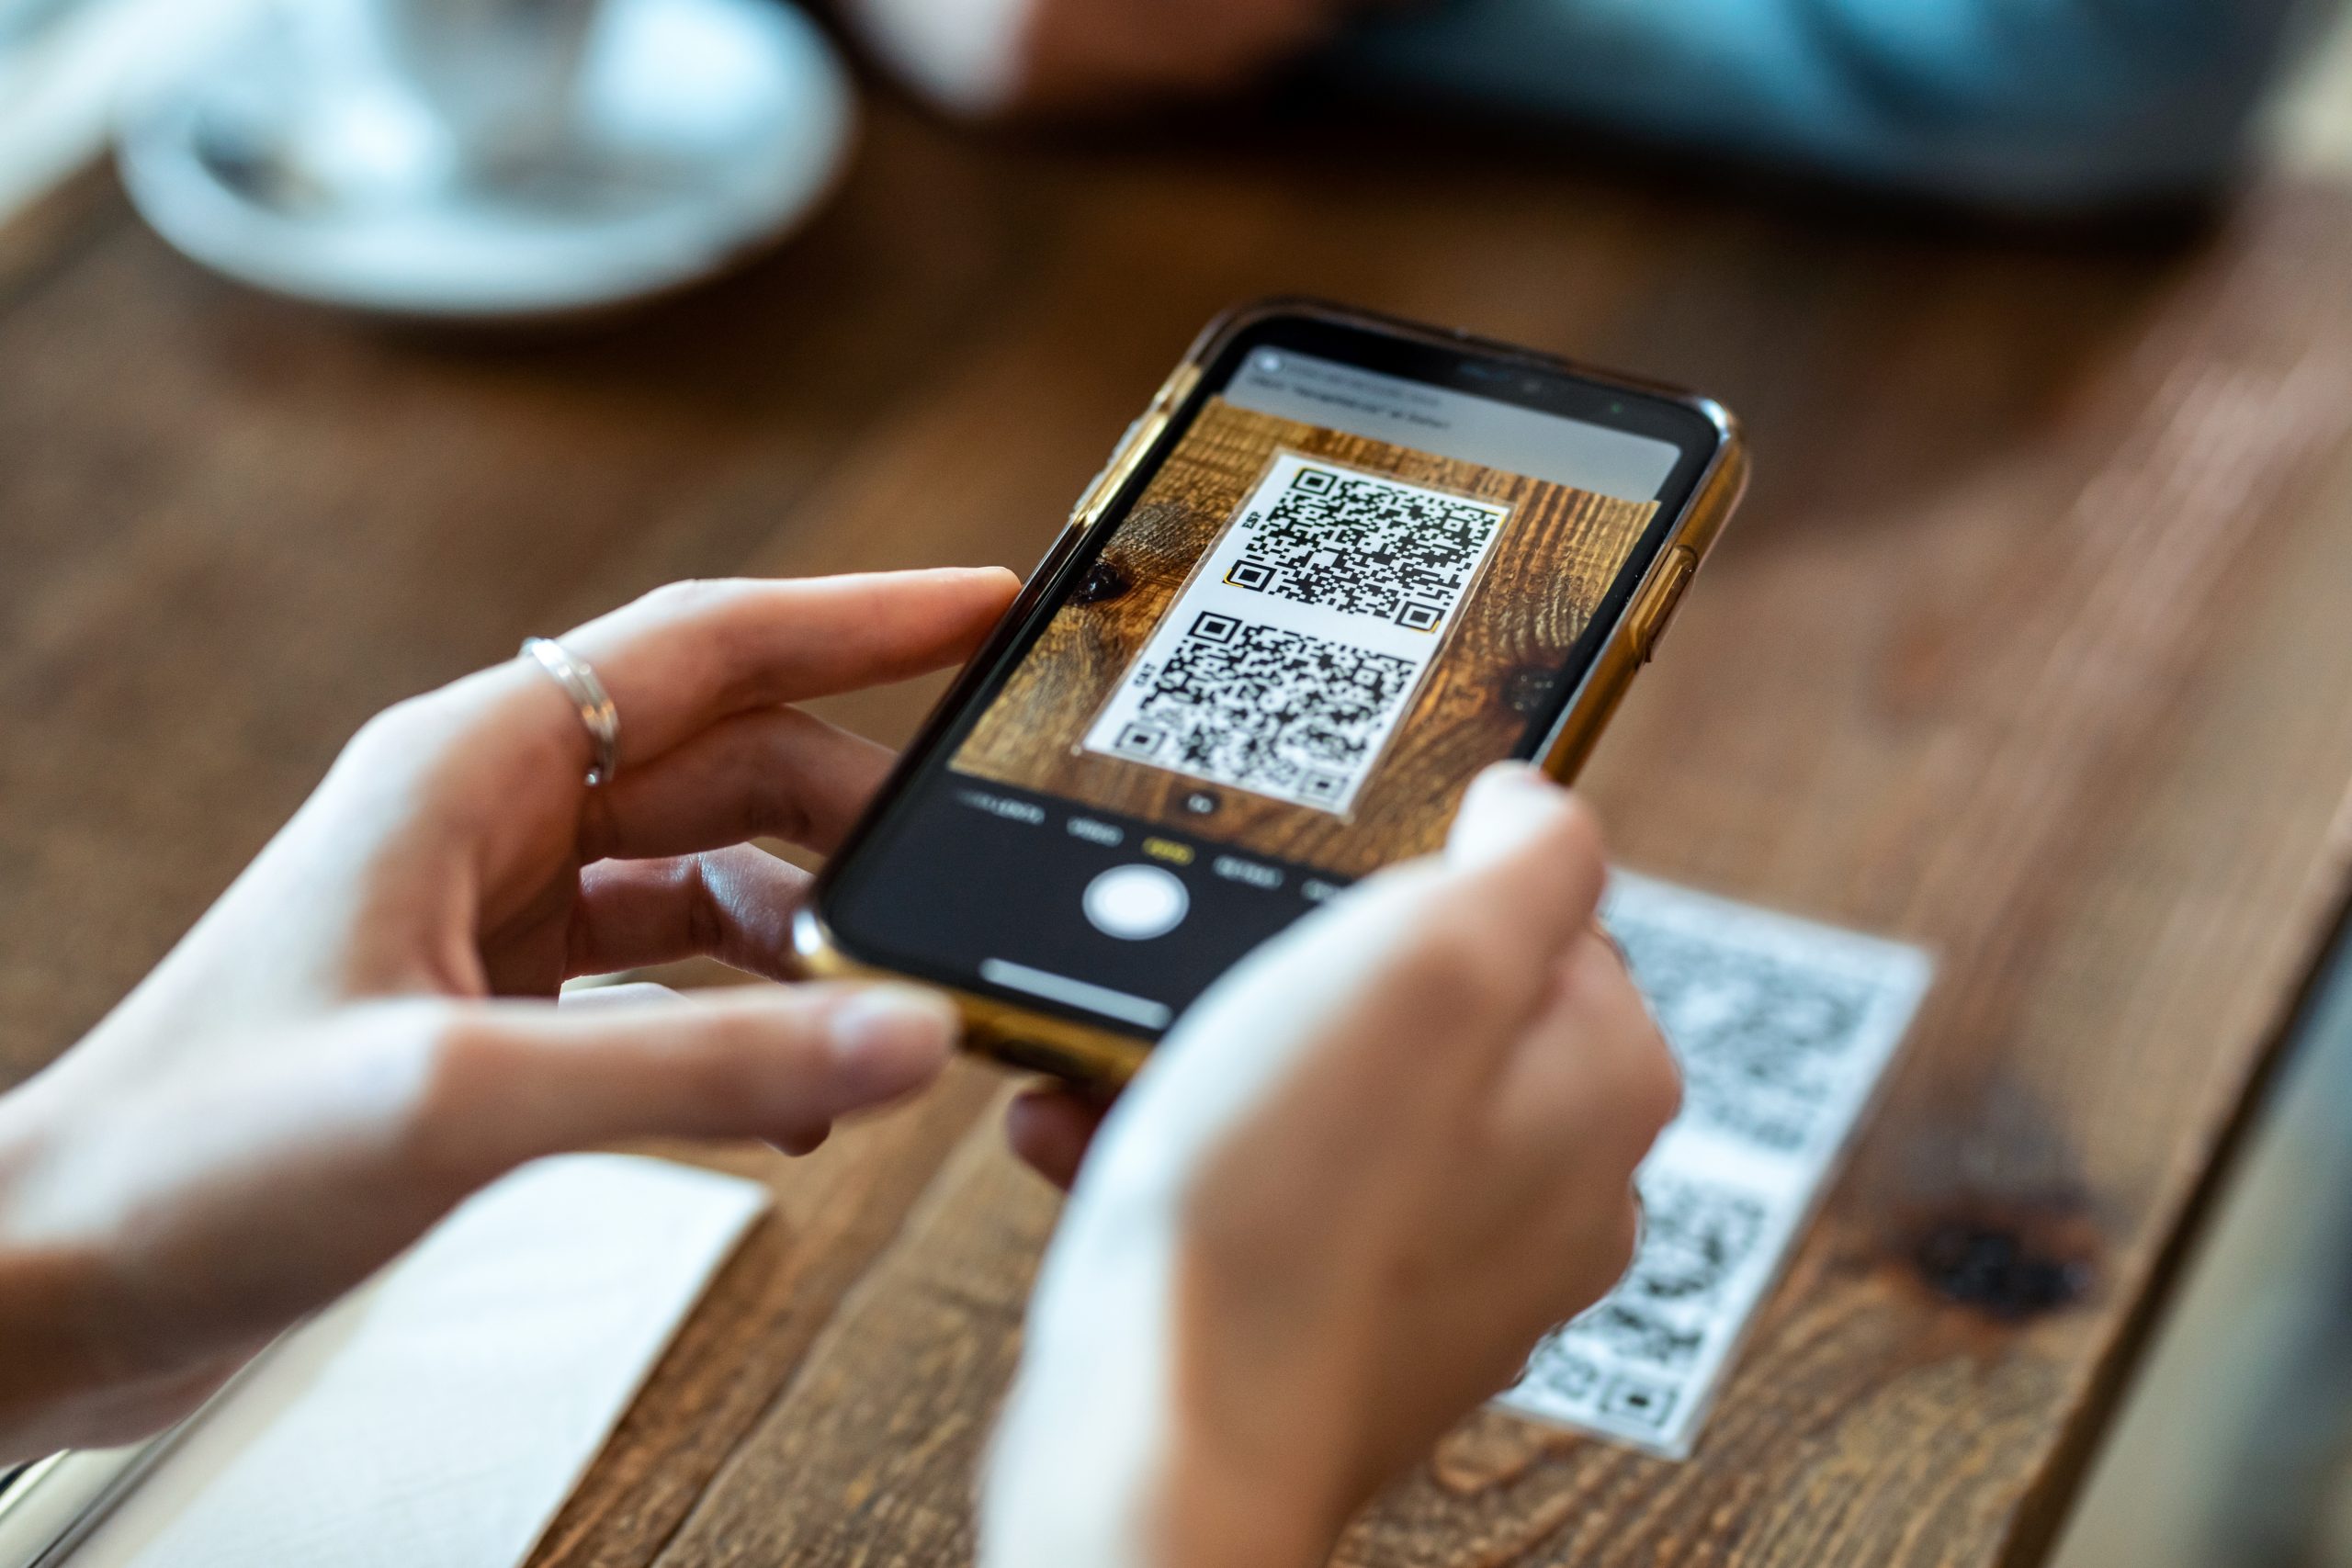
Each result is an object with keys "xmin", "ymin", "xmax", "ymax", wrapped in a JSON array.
[{"xmin": 850, "ymin": 0, "xmax": 2325, "ymax": 212}]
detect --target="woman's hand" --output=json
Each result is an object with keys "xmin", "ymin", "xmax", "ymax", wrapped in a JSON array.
[
  {"xmin": 983, "ymin": 764, "xmax": 1679, "ymax": 1568},
  {"xmin": 848, "ymin": 0, "xmax": 1368, "ymax": 116},
  {"xmin": 0, "ymin": 570, "xmax": 1017, "ymax": 1462}
]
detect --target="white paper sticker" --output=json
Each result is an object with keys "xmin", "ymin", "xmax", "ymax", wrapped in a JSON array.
[
  {"xmin": 1083, "ymin": 452, "xmax": 1510, "ymax": 814},
  {"xmin": 1494, "ymin": 874, "xmax": 1934, "ymax": 1459}
]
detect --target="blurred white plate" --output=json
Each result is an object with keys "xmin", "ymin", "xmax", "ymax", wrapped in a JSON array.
[{"xmin": 115, "ymin": 0, "xmax": 855, "ymax": 321}]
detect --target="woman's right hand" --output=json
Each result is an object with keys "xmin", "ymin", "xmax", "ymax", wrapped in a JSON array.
[{"xmin": 982, "ymin": 764, "xmax": 1680, "ymax": 1568}]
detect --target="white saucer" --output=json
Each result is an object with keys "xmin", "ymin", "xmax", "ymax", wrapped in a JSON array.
[{"xmin": 116, "ymin": 0, "xmax": 856, "ymax": 321}]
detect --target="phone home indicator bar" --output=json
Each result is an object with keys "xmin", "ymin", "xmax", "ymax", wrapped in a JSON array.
[{"xmin": 978, "ymin": 958, "xmax": 1173, "ymax": 1031}]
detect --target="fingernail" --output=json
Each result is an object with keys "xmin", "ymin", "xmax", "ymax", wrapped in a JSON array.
[
  {"xmin": 827, "ymin": 986, "xmax": 957, "ymax": 1094},
  {"xmin": 1471, "ymin": 760, "xmax": 1550, "ymax": 798},
  {"xmin": 1448, "ymin": 762, "xmax": 1569, "ymax": 870}
]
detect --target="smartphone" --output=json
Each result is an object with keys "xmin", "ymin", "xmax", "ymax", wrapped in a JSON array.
[{"xmin": 795, "ymin": 299, "xmax": 1747, "ymax": 1083}]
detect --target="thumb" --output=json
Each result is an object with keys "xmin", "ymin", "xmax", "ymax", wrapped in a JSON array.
[
  {"xmin": 1447, "ymin": 762, "xmax": 1585, "ymax": 874},
  {"xmin": 415, "ymin": 981, "xmax": 958, "ymax": 1179}
]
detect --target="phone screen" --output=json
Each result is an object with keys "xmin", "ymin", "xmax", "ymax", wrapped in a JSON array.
[{"xmin": 817, "ymin": 312, "xmax": 1727, "ymax": 1037}]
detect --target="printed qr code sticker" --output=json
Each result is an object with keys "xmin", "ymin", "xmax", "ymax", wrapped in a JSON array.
[
  {"xmin": 1082, "ymin": 452, "xmax": 1510, "ymax": 813},
  {"xmin": 1492, "ymin": 874, "xmax": 1933, "ymax": 1459}
]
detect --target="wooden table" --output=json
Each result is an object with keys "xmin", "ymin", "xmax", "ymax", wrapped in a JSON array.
[{"xmin": 7, "ymin": 87, "xmax": 2352, "ymax": 1568}]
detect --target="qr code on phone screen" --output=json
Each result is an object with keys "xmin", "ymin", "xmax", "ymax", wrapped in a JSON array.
[
  {"xmin": 1225, "ymin": 463, "xmax": 1503, "ymax": 627},
  {"xmin": 1083, "ymin": 454, "xmax": 1510, "ymax": 813},
  {"xmin": 1105, "ymin": 614, "xmax": 1415, "ymax": 807}
]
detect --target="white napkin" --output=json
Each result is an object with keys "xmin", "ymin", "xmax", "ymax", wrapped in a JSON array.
[{"xmin": 70, "ymin": 1154, "xmax": 769, "ymax": 1568}]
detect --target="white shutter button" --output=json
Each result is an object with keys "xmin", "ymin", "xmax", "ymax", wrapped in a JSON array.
[{"xmin": 1082, "ymin": 865, "xmax": 1190, "ymax": 940}]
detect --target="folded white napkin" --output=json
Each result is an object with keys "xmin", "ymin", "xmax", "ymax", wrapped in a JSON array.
[{"xmin": 70, "ymin": 1154, "xmax": 769, "ymax": 1568}]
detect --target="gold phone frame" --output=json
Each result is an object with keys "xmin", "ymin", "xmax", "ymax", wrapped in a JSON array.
[{"xmin": 792, "ymin": 298, "xmax": 1748, "ymax": 1086}]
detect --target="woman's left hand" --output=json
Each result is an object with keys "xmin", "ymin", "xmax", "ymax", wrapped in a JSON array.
[{"xmin": 0, "ymin": 570, "xmax": 1015, "ymax": 1461}]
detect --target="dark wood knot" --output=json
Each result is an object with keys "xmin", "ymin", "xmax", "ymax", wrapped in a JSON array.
[
  {"xmin": 1913, "ymin": 1222, "xmax": 2090, "ymax": 1321},
  {"xmin": 1499, "ymin": 663, "xmax": 1560, "ymax": 716},
  {"xmin": 1071, "ymin": 558, "xmax": 1133, "ymax": 605}
]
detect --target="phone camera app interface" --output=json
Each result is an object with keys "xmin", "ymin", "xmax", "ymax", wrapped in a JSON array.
[{"xmin": 832, "ymin": 342, "xmax": 1691, "ymax": 1034}]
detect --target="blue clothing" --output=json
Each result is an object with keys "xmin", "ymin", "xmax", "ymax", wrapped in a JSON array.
[{"xmin": 1341, "ymin": 0, "xmax": 2319, "ymax": 209}]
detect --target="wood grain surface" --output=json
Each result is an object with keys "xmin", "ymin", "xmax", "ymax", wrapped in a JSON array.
[
  {"xmin": 954, "ymin": 396, "xmax": 1655, "ymax": 875},
  {"xmin": 6, "ymin": 84, "xmax": 2352, "ymax": 1568}
]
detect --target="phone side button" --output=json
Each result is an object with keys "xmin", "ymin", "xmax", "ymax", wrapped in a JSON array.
[
  {"xmin": 1634, "ymin": 547, "xmax": 1699, "ymax": 661},
  {"xmin": 1067, "ymin": 422, "xmax": 1140, "ymax": 524}
]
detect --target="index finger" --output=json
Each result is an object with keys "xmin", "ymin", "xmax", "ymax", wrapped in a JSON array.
[{"xmin": 560, "ymin": 569, "xmax": 1018, "ymax": 767}]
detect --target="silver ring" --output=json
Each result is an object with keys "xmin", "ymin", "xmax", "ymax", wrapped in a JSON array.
[{"xmin": 520, "ymin": 637, "xmax": 620, "ymax": 787}]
